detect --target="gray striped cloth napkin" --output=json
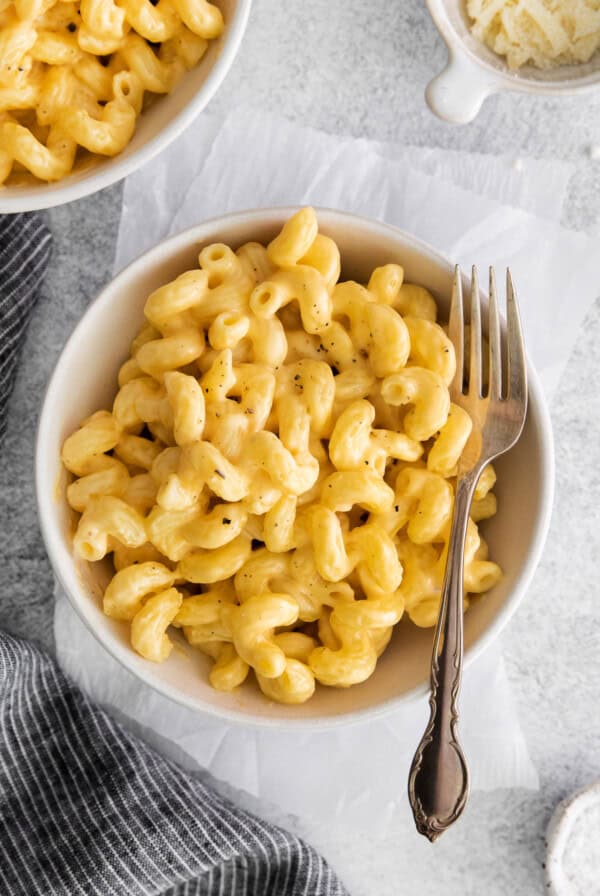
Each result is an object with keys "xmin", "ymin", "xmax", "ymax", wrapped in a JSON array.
[{"xmin": 0, "ymin": 214, "xmax": 349, "ymax": 896}]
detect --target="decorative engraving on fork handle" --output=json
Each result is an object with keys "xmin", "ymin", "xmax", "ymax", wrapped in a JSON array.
[
  {"xmin": 407, "ymin": 646, "xmax": 469, "ymax": 841},
  {"xmin": 408, "ymin": 478, "xmax": 473, "ymax": 841}
]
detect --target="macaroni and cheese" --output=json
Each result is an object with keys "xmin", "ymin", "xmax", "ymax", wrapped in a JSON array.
[
  {"xmin": 62, "ymin": 207, "xmax": 502, "ymax": 705},
  {"xmin": 467, "ymin": 0, "xmax": 600, "ymax": 70},
  {"xmin": 0, "ymin": 0, "xmax": 223, "ymax": 185}
]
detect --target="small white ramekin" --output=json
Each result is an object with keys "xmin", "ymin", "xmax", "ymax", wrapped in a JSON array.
[
  {"xmin": 546, "ymin": 780, "xmax": 600, "ymax": 895},
  {"xmin": 36, "ymin": 207, "xmax": 554, "ymax": 728},
  {"xmin": 0, "ymin": 0, "xmax": 251, "ymax": 213},
  {"xmin": 426, "ymin": 0, "xmax": 600, "ymax": 124}
]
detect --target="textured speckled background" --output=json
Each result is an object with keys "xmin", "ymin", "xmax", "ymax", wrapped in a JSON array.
[{"xmin": 1, "ymin": 1, "xmax": 600, "ymax": 893}]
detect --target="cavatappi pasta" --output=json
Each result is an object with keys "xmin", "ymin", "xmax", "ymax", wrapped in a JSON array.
[
  {"xmin": 62, "ymin": 208, "xmax": 502, "ymax": 705},
  {"xmin": 467, "ymin": 0, "xmax": 600, "ymax": 70},
  {"xmin": 0, "ymin": 0, "xmax": 223, "ymax": 185}
]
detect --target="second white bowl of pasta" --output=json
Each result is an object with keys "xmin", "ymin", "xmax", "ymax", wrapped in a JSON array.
[
  {"xmin": 37, "ymin": 207, "xmax": 554, "ymax": 727},
  {"xmin": 0, "ymin": 0, "xmax": 251, "ymax": 211}
]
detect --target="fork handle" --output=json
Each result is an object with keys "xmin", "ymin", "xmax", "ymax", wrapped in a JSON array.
[{"xmin": 408, "ymin": 474, "xmax": 476, "ymax": 841}]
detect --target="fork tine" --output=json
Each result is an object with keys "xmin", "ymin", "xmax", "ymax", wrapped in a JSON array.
[
  {"xmin": 488, "ymin": 267, "xmax": 502, "ymax": 399},
  {"xmin": 506, "ymin": 270, "xmax": 527, "ymax": 406},
  {"xmin": 449, "ymin": 266, "xmax": 464, "ymax": 394},
  {"xmin": 469, "ymin": 266, "xmax": 482, "ymax": 397}
]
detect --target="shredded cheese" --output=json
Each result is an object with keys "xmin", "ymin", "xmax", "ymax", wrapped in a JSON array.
[{"xmin": 467, "ymin": 0, "xmax": 600, "ymax": 69}]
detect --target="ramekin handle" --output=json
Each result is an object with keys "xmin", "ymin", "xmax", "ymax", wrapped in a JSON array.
[{"xmin": 426, "ymin": 52, "xmax": 496, "ymax": 124}]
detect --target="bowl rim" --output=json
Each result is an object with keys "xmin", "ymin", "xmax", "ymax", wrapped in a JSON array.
[
  {"xmin": 426, "ymin": 0, "xmax": 600, "ymax": 94},
  {"xmin": 36, "ymin": 206, "xmax": 555, "ymax": 730},
  {"xmin": 0, "ymin": 0, "xmax": 253, "ymax": 214}
]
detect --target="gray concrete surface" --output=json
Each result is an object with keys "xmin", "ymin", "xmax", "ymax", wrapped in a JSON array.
[{"xmin": 1, "ymin": 0, "xmax": 599, "ymax": 893}]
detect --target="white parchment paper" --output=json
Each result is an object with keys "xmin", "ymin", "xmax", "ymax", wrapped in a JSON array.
[{"xmin": 55, "ymin": 107, "xmax": 600, "ymax": 833}]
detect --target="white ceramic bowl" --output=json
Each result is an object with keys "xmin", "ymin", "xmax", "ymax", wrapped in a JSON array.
[
  {"xmin": 546, "ymin": 780, "xmax": 600, "ymax": 895},
  {"xmin": 426, "ymin": 0, "xmax": 600, "ymax": 123},
  {"xmin": 36, "ymin": 207, "xmax": 554, "ymax": 728},
  {"xmin": 0, "ymin": 0, "xmax": 251, "ymax": 213}
]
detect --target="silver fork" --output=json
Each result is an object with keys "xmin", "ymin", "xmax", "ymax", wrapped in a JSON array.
[{"xmin": 408, "ymin": 266, "xmax": 528, "ymax": 841}]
